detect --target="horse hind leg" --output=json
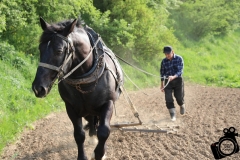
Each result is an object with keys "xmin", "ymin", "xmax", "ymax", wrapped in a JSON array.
[
  {"xmin": 92, "ymin": 100, "xmax": 113, "ymax": 160},
  {"xmin": 84, "ymin": 115, "xmax": 98, "ymax": 145}
]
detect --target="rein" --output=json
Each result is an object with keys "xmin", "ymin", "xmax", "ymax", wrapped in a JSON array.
[
  {"xmin": 115, "ymin": 54, "xmax": 170, "ymax": 94},
  {"xmin": 162, "ymin": 76, "xmax": 170, "ymax": 91},
  {"xmin": 116, "ymin": 54, "xmax": 159, "ymax": 78},
  {"xmin": 58, "ymin": 36, "xmax": 101, "ymax": 83}
]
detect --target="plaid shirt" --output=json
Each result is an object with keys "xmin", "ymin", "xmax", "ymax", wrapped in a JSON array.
[{"xmin": 160, "ymin": 54, "xmax": 184, "ymax": 81}]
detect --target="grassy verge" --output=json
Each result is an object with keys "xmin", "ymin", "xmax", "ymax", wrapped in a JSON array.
[
  {"xmin": 0, "ymin": 50, "xmax": 64, "ymax": 154},
  {"xmin": 177, "ymin": 31, "xmax": 240, "ymax": 88},
  {"xmin": 120, "ymin": 60, "xmax": 160, "ymax": 90}
]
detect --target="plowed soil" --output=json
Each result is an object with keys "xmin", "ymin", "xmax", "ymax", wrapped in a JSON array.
[{"xmin": 1, "ymin": 84, "xmax": 240, "ymax": 160}]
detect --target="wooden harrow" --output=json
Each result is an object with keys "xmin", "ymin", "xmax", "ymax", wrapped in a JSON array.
[
  {"xmin": 111, "ymin": 123, "xmax": 179, "ymax": 134},
  {"xmin": 110, "ymin": 86, "xmax": 179, "ymax": 134}
]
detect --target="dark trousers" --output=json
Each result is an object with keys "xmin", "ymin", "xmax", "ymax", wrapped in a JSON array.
[{"xmin": 164, "ymin": 77, "xmax": 184, "ymax": 109}]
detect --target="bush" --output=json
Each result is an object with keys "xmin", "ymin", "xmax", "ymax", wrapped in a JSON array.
[
  {"xmin": 169, "ymin": 0, "xmax": 240, "ymax": 41},
  {"xmin": 0, "ymin": 42, "xmax": 16, "ymax": 61}
]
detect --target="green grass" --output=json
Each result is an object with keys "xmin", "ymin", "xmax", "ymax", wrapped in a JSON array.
[
  {"xmin": 0, "ymin": 53, "xmax": 64, "ymax": 154},
  {"xmin": 120, "ymin": 61, "xmax": 160, "ymax": 90},
  {"xmin": 176, "ymin": 31, "xmax": 240, "ymax": 88}
]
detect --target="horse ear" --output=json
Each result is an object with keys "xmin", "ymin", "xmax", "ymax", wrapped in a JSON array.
[
  {"xmin": 40, "ymin": 17, "xmax": 50, "ymax": 30},
  {"xmin": 64, "ymin": 19, "xmax": 77, "ymax": 36}
]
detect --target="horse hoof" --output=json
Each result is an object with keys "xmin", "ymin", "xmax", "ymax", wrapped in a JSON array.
[
  {"xmin": 102, "ymin": 155, "xmax": 106, "ymax": 160},
  {"xmin": 88, "ymin": 136, "xmax": 98, "ymax": 145},
  {"xmin": 91, "ymin": 152, "xmax": 106, "ymax": 160}
]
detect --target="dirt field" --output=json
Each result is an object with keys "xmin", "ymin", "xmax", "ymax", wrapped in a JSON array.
[{"xmin": 1, "ymin": 84, "xmax": 240, "ymax": 160}]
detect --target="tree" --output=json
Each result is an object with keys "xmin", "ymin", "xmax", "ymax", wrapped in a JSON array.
[
  {"xmin": 0, "ymin": 3, "xmax": 7, "ymax": 33},
  {"xmin": 169, "ymin": 0, "xmax": 240, "ymax": 41},
  {"xmin": 0, "ymin": 0, "xmax": 99, "ymax": 55},
  {"xmin": 93, "ymin": 0, "xmax": 178, "ymax": 61},
  {"xmin": 1, "ymin": 0, "xmax": 39, "ymax": 54}
]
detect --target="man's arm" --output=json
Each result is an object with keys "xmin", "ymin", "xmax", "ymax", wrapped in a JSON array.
[
  {"xmin": 176, "ymin": 56, "xmax": 184, "ymax": 77},
  {"xmin": 160, "ymin": 60, "xmax": 165, "ymax": 92},
  {"xmin": 160, "ymin": 60, "xmax": 164, "ymax": 81}
]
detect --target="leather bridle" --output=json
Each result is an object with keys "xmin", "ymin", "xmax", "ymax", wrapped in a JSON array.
[
  {"xmin": 38, "ymin": 34, "xmax": 75, "ymax": 86},
  {"xmin": 38, "ymin": 33, "xmax": 101, "ymax": 86}
]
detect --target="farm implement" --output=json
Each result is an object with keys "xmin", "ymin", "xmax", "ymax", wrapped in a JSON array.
[{"xmin": 110, "ymin": 86, "xmax": 179, "ymax": 134}]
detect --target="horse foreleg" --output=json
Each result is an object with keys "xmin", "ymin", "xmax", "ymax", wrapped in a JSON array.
[
  {"xmin": 92, "ymin": 100, "xmax": 113, "ymax": 160},
  {"xmin": 66, "ymin": 104, "xmax": 87, "ymax": 160}
]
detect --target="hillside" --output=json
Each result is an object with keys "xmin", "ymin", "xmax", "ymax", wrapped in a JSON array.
[{"xmin": 0, "ymin": 46, "xmax": 64, "ymax": 153}]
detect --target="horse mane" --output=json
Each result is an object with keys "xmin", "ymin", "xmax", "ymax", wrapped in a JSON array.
[{"xmin": 40, "ymin": 18, "xmax": 85, "ymax": 43}]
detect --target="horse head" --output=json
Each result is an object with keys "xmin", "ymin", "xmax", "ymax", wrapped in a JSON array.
[{"xmin": 32, "ymin": 17, "xmax": 92, "ymax": 98}]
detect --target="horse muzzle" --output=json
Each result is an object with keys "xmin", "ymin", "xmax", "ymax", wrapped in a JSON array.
[{"xmin": 32, "ymin": 84, "xmax": 49, "ymax": 98}]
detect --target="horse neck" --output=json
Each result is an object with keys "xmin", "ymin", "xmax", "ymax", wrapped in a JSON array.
[{"xmin": 70, "ymin": 31, "xmax": 93, "ymax": 77}]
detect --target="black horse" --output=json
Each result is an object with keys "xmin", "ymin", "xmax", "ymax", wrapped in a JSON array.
[{"xmin": 32, "ymin": 17, "xmax": 123, "ymax": 160}]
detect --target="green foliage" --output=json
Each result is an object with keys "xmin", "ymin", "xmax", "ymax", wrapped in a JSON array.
[
  {"xmin": 0, "ymin": 0, "xmax": 98, "ymax": 55},
  {"xmin": 0, "ymin": 42, "xmax": 16, "ymax": 61},
  {"xmin": 92, "ymin": 0, "xmax": 178, "ymax": 61},
  {"xmin": 89, "ymin": 11, "xmax": 136, "ymax": 56},
  {"xmin": 0, "ymin": 3, "xmax": 7, "ymax": 33},
  {"xmin": 36, "ymin": 0, "xmax": 87, "ymax": 21},
  {"xmin": 1, "ymin": 0, "xmax": 39, "ymax": 53},
  {"xmin": 169, "ymin": 0, "xmax": 240, "ymax": 41},
  {"xmin": 176, "ymin": 30, "xmax": 240, "ymax": 88}
]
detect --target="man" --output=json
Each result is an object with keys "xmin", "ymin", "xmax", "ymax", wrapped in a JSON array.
[{"xmin": 160, "ymin": 46, "xmax": 185, "ymax": 121}]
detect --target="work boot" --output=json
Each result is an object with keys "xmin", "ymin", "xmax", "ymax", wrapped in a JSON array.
[
  {"xmin": 180, "ymin": 104, "xmax": 185, "ymax": 115},
  {"xmin": 168, "ymin": 108, "xmax": 176, "ymax": 121}
]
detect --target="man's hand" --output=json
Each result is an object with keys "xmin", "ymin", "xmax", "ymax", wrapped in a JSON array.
[
  {"xmin": 160, "ymin": 87, "xmax": 164, "ymax": 92},
  {"xmin": 168, "ymin": 75, "xmax": 177, "ymax": 81},
  {"xmin": 160, "ymin": 84, "xmax": 164, "ymax": 92}
]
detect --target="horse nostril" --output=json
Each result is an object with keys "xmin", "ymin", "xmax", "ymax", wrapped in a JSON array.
[
  {"xmin": 32, "ymin": 85, "xmax": 38, "ymax": 95},
  {"xmin": 32, "ymin": 85, "xmax": 47, "ymax": 98}
]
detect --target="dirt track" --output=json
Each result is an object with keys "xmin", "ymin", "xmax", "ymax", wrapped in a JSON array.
[{"xmin": 1, "ymin": 84, "xmax": 240, "ymax": 160}]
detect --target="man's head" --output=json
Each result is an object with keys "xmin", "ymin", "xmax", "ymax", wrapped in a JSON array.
[{"xmin": 163, "ymin": 46, "xmax": 174, "ymax": 60}]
